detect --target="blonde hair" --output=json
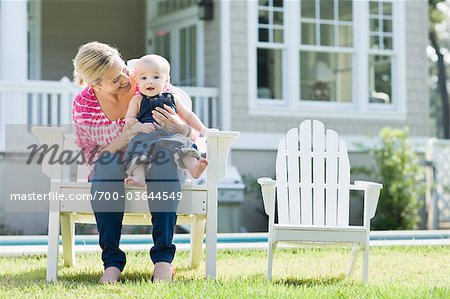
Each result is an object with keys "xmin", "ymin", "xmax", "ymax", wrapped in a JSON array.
[
  {"xmin": 135, "ymin": 54, "xmax": 170, "ymax": 78},
  {"xmin": 72, "ymin": 41, "xmax": 121, "ymax": 86}
]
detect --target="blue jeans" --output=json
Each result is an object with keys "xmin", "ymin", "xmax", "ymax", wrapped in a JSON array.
[{"xmin": 89, "ymin": 150, "xmax": 183, "ymax": 271}]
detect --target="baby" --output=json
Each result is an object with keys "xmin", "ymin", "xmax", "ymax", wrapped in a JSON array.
[{"xmin": 124, "ymin": 54, "xmax": 208, "ymax": 187}]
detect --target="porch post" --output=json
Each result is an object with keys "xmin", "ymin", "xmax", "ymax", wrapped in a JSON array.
[
  {"xmin": 0, "ymin": 0, "xmax": 28, "ymax": 145},
  {"xmin": 0, "ymin": 0, "xmax": 28, "ymax": 80},
  {"xmin": 220, "ymin": 0, "xmax": 231, "ymax": 131}
]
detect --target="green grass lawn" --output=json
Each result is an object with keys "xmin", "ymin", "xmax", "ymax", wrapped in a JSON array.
[{"xmin": 0, "ymin": 246, "xmax": 449, "ymax": 298}]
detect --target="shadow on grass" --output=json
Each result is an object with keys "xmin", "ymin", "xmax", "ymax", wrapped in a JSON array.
[
  {"xmin": 273, "ymin": 274, "xmax": 349, "ymax": 287},
  {"xmin": 0, "ymin": 264, "xmax": 204, "ymax": 287}
]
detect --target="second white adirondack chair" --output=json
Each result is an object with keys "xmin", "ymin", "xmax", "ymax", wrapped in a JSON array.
[{"xmin": 258, "ymin": 119, "xmax": 382, "ymax": 283}]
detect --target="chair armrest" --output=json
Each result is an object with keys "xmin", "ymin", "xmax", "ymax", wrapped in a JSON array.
[
  {"xmin": 257, "ymin": 177, "xmax": 277, "ymax": 187},
  {"xmin": 352, "ymin": 180, "xmax": 383, "ymax": 221},
  {"xmin": 31, "ymin": 126, "xmax": 68, "ymax": 180},
  {"xmin": 257, "ymin": 177, "xmax": 276, "ymax": 217},
  {"xmin": 31, "ymin": 126, "xmax": 69, "ymax": 135},
  {"xmin": 205, "ymin": 131, "xmax": 239, "ymax": 182}
]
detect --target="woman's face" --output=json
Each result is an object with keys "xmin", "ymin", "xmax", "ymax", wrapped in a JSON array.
[{"xmin": 95, "ymin": 58, "xmax": 132, "ymax": 94}]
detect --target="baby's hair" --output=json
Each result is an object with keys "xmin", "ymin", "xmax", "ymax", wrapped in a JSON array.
[
  {"xmin": 135, "ymin": 54, "xmax": 170, "ymax": 77},
  {"xmin": 72, "ymin": 41, "xmax": 121, "ymax": 86}
]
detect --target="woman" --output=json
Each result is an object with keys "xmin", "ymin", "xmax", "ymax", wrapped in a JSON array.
[{"xmin": 72, "ymin": 41, "xmax": 192, "ymax": 283}]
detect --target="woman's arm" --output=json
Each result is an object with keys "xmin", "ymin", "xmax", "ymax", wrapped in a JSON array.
[{"xmin": 100, "ymin": 121, "xmax": 138, "ymax": 154}]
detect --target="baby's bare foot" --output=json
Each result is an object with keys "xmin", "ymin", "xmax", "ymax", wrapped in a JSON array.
[
  {"xmin": 124, "ymin": 176, "xmax": 146, "ymax": 187},
  {"xmin": 191, "ymin": 158, "xmax": 208, "ymax": 179}
]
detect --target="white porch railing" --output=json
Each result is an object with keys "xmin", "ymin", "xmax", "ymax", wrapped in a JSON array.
[{"xmin": 0, "ymin": 79, "xmax": 219, "ymax": 152}]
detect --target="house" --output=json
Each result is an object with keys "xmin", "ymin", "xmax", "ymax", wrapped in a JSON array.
[{"xmin": 0, "ymin": 0, "xmax": 429, "ymax": 233}]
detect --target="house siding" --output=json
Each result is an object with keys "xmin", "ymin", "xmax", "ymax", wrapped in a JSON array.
[
  {"xmin": 228, "ymin": 0, "xmax": 429, "ymax": 137},
  {"xmin": 41, "ymin": 0, "xmax": 146, "ymax": 80},
  {"xmin": 203, "ymin": 2, "xmax": 221, "ymax": 89}
]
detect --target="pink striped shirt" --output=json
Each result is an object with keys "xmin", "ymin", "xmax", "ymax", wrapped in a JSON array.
[{"xmin": 72, "ymin": 87, "xmax": 126, "ymax": 165}]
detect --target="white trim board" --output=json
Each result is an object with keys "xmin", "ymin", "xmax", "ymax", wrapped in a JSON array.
[{"xmin": 232, "ymin": 132, "xmax": 429, "ymax": 153}]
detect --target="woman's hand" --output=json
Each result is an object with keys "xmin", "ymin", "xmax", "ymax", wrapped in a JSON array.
[
  {"xmin": 107, "ymin": 119, "xmax": 141, "ymax": 152},
  {"xmin": 131, "ymin": 122, "xmax": 157, "ymax": 134},
  {"xmin": 152, "ymin": 104, "xmax": 190, "ymax": 136}
]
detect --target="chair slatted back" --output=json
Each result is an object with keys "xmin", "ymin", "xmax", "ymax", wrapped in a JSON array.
[{"xmin": 276, "ymin": 120, "xmax": 350, "ymax": 226}]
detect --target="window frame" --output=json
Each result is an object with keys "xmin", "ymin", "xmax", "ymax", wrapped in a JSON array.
[{"xmin": 247, "ymin": 0, "xmax": 406, "ymax": 120}]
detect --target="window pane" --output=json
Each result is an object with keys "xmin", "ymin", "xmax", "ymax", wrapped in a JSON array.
[
  {"xmin": 370, "ymin": 18, "xmax": 379, "ymax": 32},
  {"xmin": 180, "ymin": 25, "xmax": 197, "ymax": 86},
  {"xmin": 320, "ymin": 24, "xmax": 334, "ymax": 46},
  {"xmin": 383, "ymin": 2, "xmax": 392, "ymax": 15},
  {"xmin": 180, "ymin": 28, "xmax": 186, "ymax": 85},
  {"xmin": 273, "ymin": 0, "xmax": 283, "ymax": 8},
  {"xmin": 383, "ymin": 36, "xmax": 393, "ymax": 49},
  {"xmin": 259, "ymin": 0, "xmax": 269, "ymax": 6},
  {"xmin": 274, "ymin": 11, "xmax": 284, "ymax": 25},
  {"xmin": 338, "ymin": 0, "xmax": 352, "ymax": 21},
  {"xmin": 370, "ymin": 35, "xmax": 380, "ymax": 49},
  {"xmin": 154, "ymin": 31, "xmax": 171, "ymax": 62},
  {"xmin": 338, "ymin": 25, "xmax": 352, "ymax": 47},
  {"xmin": 369, "ymin": 1, "xmax": 378, "ymax": 14},
  {"xmin": 369, "ymin": 55, "xmax": 392, "ymax": 104},
  {"xmin": 259, "ymin": 10, "xmax": 269, "ymax": 24},
  {"xmin": 259, "ymin": 28, "xmax": 269, "ymax": 42},
  {"xmin": 320, "ymin": 0, "xmax": 334, "ymax": 20},
  {"xmin": 383, "ymin": 19, "xmax": 392, "ymax": 33},
  {"xmin": 257, "ymin": 48, "xmax": 283, "ymax": 99},
  {"xmin": 189, "ymin": 26, "xmax": 197, "ymax": 85},
  {"xmin": 273, "ymin": 29, "xmax": 284, "ymax": 43},
  {"xmin": 300, "ymin": 51, "xmax": 352, "ymax": 103},
  {"xmin": 301, "ymin": 0, "xmax": 316, "ymax": 18},
  {"xmin": 301, "ymin": 22, "xmax": 316, "ymax": 45}
]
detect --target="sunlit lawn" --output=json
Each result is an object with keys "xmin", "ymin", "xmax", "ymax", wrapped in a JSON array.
[{"xmin": 0, "ymin": 246, "xmax": 449, "ymax": 298}]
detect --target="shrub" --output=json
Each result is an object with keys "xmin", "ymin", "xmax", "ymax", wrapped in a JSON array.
[{"xmin": 365, "ymin": 127, "xmax": 424, "ymax": 230}]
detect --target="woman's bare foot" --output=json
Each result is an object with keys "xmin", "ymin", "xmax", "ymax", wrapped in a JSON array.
[
  {"xmin": 124, "ymin": 175, "xmax": 146, "ymax": 187},
  {"xmin": 191, "ymin": 158, "xmax": 208, "ymax": 179},
  {"xmin": 152, "ymin": 262, "xmax": 175, "ymax": 283},
  {"xmin": 99, "ymin": 266, "xmax": 121, "ymax": 284}
]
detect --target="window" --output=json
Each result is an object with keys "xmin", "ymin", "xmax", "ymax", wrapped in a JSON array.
[
  {"xmin": 179, "ymin": 25, "xmax": 197, "ymax": 86},
  {"xmin": 257, "ymin": 0, "xmax": 284, "ymax": 100},
  {"xmin": 299, "ymin": 0, "xmax": 353, "ymax": 103},
  {"xmin": 150, "ymin": 22, "xmax": 201, "ymax": 87},
  {"xmin": 248, "ymin": 0, "xmax": 405, "ymax": 118},
  {"xmin": 368, "ymin": 0, "xmax": 393, "ymax": 104},
  {"xmin": 147, "ymin": 0, "xmax": 203, "ymax": 87}
]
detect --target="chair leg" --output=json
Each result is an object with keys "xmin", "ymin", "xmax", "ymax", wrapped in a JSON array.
[
  {"xmin": 47, "ymin": 211, "xmax": 61, "ymax": 282},
  {"xmin": 205, "ymin": 208, "xmax": 217, "ymax": 279},
  {"xmin": 189, "ymin": 216, "xmax": 206, "ymax": 269},
  {"xmin": 362, "ymin": 245, "xmax": 369, "ymax": 284},
  {"xmin": 346, "ymin": 245, "xmax": 360, "ymax": 277},
  {"xmin": 267, "ymin": 241, "xmax": 277, "ymax": 281},
  {"xmin": 61, "ymin": 213, "xmax": 76, "ymax": 267}
]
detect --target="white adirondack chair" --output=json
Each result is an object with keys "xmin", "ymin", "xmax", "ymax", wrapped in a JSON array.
[
  {"xmin": 258, "ymin": 119, "xmax": 382, "ymax": 283},
  {"xmin": 32, "ymin": 127, "xmax": 239, "ymax": 282}
]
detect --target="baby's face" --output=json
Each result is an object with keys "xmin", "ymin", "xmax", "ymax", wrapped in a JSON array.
[{"xmin": 136, "ymin": 63, "xmax": 168, "ymax": 97}]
